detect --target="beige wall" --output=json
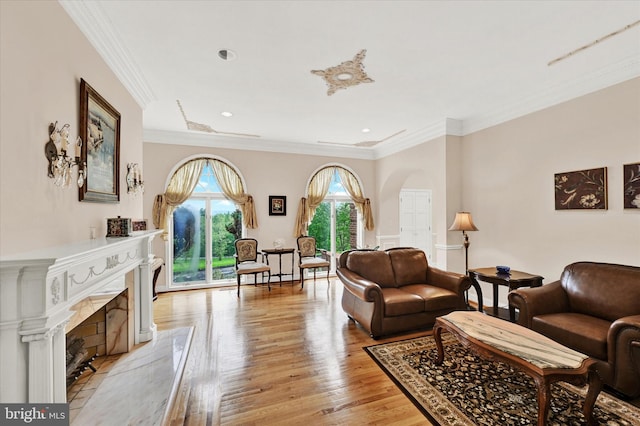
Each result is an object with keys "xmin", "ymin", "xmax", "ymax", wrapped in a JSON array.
[
  {"xmin": 0, "ymin": 1, "xmax": 143, "ymax": 255},
  {"xmin": 462, "ymin": 78, "xmax": 640, "ymax": 306},
  {"xmin": 142, "ymin": 143, "xmax": 377, "ymax": 286}
]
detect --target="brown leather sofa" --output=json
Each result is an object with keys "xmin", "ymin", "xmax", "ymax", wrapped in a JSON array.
[
  {"xmin": 508, "ymin": 261, "xmax": 640, "ymax": 398},
  {"xmin": 337, "ymin": 248, "xmax": 471, "ymax": 339}
]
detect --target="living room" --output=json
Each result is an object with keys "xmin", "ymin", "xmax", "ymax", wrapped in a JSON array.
[{"xmin": 1, "ymin": 1, "xmax": 639, "ymax": 424}]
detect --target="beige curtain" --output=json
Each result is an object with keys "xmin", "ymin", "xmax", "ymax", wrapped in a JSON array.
[
  {"xmin": 336, "ymin": 168, "xmax": 375, "ymax": 231},
  {"xmin": 294, "ymin": 166, "xmax": 374, "ymax": 235},
  {"xmin": 293, "ymin": 167, "xmax": 334, "ymax": 236},
  {"xmin": 155, "ymin": 157, "xmax": 258, "ymax": 239},
  {"xmin": 156, "ymin": 159, "xmax": 206, "ymax": 239},
  {"xmin": 210, "ymin": 159, "xmax": 258, "ymax": 229},
  {"xmin": 293, "ymin": 197, "xmax": 308, "ymax": 237}
]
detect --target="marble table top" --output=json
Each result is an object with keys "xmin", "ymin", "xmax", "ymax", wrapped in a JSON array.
[{"xmin": 440, "ymin": 311, "xmax": 589, "ymax": 370}]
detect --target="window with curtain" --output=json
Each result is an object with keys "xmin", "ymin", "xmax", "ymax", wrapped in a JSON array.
[
  {"xmin": 155, "ymin": 158, "xmax": 256, "ymax": 289},
  {"xmin": 297, "ymin": 165, "xmax": 373, "ymax": 271}
]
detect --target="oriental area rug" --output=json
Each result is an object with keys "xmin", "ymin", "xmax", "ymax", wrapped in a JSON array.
[{"xmin": 364, "ymin": 334, "xmax": 640, "ymax": 426}]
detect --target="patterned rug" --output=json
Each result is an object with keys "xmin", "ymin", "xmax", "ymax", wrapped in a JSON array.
[{"xmin": 364, "ymin": 334, "xmax": 640, "ymax": 425}]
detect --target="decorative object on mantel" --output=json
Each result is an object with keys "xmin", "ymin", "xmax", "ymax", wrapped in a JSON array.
[
  {"xmin": 554, "ymin": 167, "xmax": 607, "ymax": 210},
  {"xmin": 448, "ymin": 211, "xmax": 479, "ymax": 275},
  {"xmin": 126, "ymin": 163, "xmax": 144, "ymax": 195},
  {"xmin": 106, "ymin": 216, "xmax": 132, "ymax": 237},
  {"xmin": 79, "ymin": 78, "xmax": 121, "ymax": 204},
  {"xmin": 132, "ymin": 219, "xmax": 147, "ymax": 232},
  {"xmin": 623, "ymin": 162, "xmax": 640, "ymax": 209},
  {"xmin": 311, "ymin": 49, "xmax": 374, "ymax": 96},
  {"xmin": 44, "ymin": 121, "xmax": 86, "ymax": 187}
]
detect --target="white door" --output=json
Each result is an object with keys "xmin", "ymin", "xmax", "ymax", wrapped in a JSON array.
[{"xmin": 399, "ymin": 190, "xmax": 432, "ymax": 261}]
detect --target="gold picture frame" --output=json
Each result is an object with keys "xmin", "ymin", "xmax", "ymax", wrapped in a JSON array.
[{"xmin": 79, "ymin": 79, "xmax": 121, "ymax": 203}]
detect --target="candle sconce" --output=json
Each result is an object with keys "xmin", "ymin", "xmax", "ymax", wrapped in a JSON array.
[
  {"xmin": 44, "ymin": 121, "xmax": 86, "ymax": 187},
  {"xmin": 126, "ymin": 163, "xmax": 144, "ymax": 196}
]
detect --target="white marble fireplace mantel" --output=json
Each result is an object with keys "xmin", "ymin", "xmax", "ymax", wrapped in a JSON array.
[{"xmin": 0, "ymin": 230, "xmax": 162, "ymax": 403}]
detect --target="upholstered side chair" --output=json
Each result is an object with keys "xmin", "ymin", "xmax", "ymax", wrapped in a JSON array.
[
  {"xmin": 297, "ymin": 236, "xmax": 330, "ymax": 288},
  {"xmin": 234, "ymin": 238, "xmax": 271, "ymax": 297}
]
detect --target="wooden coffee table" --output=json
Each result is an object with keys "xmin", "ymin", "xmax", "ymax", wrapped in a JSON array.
[{"xmin": 433, "ymin": 311, "xmax": 601, "ymax": 426}]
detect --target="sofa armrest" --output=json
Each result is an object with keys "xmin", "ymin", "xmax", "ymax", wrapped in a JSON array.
[
  {"xmin": 508, "ymin": 281, "xmax": 569, "ymax": 328},
  {"xmin": 607, "ymin": 315, "xmax": 640, "ymax": 397},
  {"xmin": 336, "ymin": 268, "xmax": 383, "ymax": 302},
  {"xmin": 426, "ymin": 267, "xmax": 471, "ymax": 295}
]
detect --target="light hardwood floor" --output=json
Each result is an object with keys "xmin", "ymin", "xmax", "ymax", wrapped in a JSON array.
[{"xmin": 156, "ymin": 279, "xmax": 431, "ymax": 425}]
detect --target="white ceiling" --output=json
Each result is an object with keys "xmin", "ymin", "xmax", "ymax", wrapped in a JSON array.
[{"xmin": 61, "ymin": 1, "xmax": 640, "ymax": 160}]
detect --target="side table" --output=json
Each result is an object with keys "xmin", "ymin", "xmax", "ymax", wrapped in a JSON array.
[
  {"xmin": 262, "ymin": 248, "xmax": 295, "ymax": 285},
  {"xmin": 468, "ymin": 267, "xmax": 543, "ymax": 321}
]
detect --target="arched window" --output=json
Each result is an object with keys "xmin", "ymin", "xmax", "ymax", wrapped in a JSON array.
[
  {"xmin": 294, "ymin": 164, "xmax": 374, "ymax": 271},
  {"xmin": 153, "ymin": 156, "xmax": 256, "ymax": 288}
]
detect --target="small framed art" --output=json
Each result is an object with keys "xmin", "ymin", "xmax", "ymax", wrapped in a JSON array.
[
  {"xmin": 623, "ymin": 162, "xmax": 640, "ymax": 209},
  {"xmin": 269, "ymin": 196, "xmax": 286, "ymax": 216},
  {"xmin": 554, "ymin": 167, "xmax": 607, "ymax": 210}
]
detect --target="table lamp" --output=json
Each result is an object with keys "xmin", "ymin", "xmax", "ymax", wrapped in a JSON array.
[{"xmin": 448, "ymin": 212, "xmax": 479, "ymax": 275}]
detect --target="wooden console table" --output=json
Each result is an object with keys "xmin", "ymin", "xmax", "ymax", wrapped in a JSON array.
[
  {"xmin": 434, "ymin": 311, "xmax": 601, "ymax": 426},
  {"xmin": 468, "ymin": 267, "xmax": 543, "ymax": 321},
  {"xmin": 262, "ymin": 248, "xmax": 295, "ymax": 285}
]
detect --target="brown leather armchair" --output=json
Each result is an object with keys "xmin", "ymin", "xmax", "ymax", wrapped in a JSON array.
[{"xmin": 508, "ymin": 262, "xmax": 640, "ymax": 398}]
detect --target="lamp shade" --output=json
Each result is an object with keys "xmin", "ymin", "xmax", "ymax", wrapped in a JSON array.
[{"xmin": 448, "ymin": 212, "xmax": 478, "ymax": 232}]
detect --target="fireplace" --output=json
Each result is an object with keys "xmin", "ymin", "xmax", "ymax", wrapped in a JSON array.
[
  {"xmin": 65, "ymin": 280, "xmax": 133, "ymax": 387},
  {"xmin": 0, "ymin": 230, "xmax": 161, "ymax": 403}
]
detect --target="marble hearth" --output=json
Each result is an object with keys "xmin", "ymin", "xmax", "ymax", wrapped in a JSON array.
[{"xmin": 0, "ymin": 230, "xmax": 162, "ymax": 403}]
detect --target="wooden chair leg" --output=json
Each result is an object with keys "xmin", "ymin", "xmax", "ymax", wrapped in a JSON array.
[
  {"xmin": 300, "ymin": 267, "xmax": 304, "ymax": 288},
  {"xmin": 237, "ymin": 274, "xmax": 241, "ymax": 297}
]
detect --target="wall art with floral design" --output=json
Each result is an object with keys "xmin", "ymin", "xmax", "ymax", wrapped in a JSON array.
[
  {"xmin": 623, "ymin": 162, "xmax": 640, "ymax": 209},
  {"xmin": 554, "ymin": 167, "xmax": 607, "ymax": 210}
]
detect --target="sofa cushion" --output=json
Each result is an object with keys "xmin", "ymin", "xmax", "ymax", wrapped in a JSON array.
[
  {"xmin": 532, "ymin": 312, "xmax": 609, "ymax": 360},
  {"xmin": 346, "ymin": 250, "xmax": 397, "ymax": 288},
  {"xmin": 388, "ymin": 248, "xmax": 428, "ymax": 286},
  {"xmin": 561, "ymin": 262, "xmax": 640, "ymax": 321},
  {"xmin": 381, "ymin": 288, "xmax": 425, "ymax": 316},
  {"xmin": 401, "ymin": 284, "xmax": 459, "ymax": 311}
]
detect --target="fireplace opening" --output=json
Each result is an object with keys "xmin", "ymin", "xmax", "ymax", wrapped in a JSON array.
[{"xmin": 65, "ymin": 275, "xmax": 134, "ymax": 388}]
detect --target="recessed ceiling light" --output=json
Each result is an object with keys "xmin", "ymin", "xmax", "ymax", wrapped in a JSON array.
[
  {"xmin": 221, "ymin": 111, "xmax": 233, "ymax": 118},
  {"xmin": 217, "ymin": 49, "xmax": 237, "ymax": 61},
  {"xmin": 361, "ymin": 128, "xmax": 371, "ymax": 133}
]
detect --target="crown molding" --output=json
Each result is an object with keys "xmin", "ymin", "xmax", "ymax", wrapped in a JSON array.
[
  {"xmin": 373, "ymin": 118, "xmax": 463, "ymax": 159},
  {"xmin": 462, "ymin": 55, "xmax": 640, "ymax": 135},
  {"xmin": 59, "ymin": 0, "xmax": 155, "ymax": 108},
  {"xmin": 143, "ymin": 129, "xmax": 376, "ymax": 160}
]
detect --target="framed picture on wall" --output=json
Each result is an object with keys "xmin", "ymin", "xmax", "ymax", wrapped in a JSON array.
[
  {"xmin": 623, "ymin": 162, "xmax": 640, "ymax": 209},
  {"xmin": 554, "ymin": 167, "xmax": 607, "ymax": 210},
  {"xmin": 79, "ymin": 78, "xmax": 121, "ymax": 203},
  {"xmin": 269, "ymin": 196, "xmax": 286, "ymax": 216}
]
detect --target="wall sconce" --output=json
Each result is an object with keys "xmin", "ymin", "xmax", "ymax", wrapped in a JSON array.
[
  {"xmin": 126, "ymin": 163, "xmax": 144, "ymax": 196},
  {"xmin": 44, "ymin": 121, "xmax": 85, "ymax": 187}
]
